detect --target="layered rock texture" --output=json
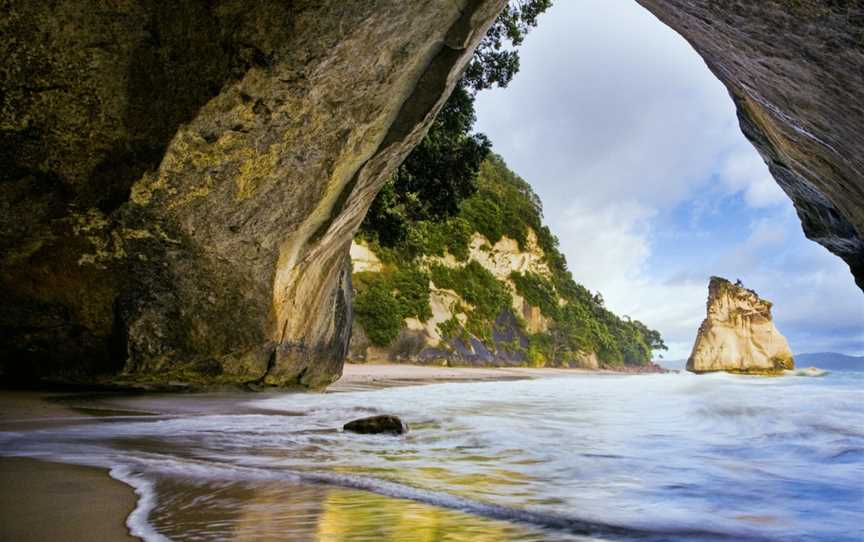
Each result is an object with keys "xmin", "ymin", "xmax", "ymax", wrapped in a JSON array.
[
  {"xmin": 2, "ymin": 0, "xmax": 862, "ymax": 388},
  {"xmin": 350, "ymin": 156, "xmax": 661, "ymax": 369},
  {"xmin": 688, "ymin": 277, "xmax": 794, "ymax": 374},
  {"xmin": 349, "ymin": 232, "xmax": 585, "ymax": 368},
  {"xmin": 0, "ymin": 0, "xmax": 504, "ymax": 387},
  {"xmin": 637, "ymin": 0, "xmax": 864, "ymax": 290}
]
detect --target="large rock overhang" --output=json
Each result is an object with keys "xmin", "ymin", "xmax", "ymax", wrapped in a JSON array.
[
  {"xmin": 0, "ymin": 0, "xmax": 861, "ymax": 387},
  {"xmin": 636, "ymin": 0, "xmax": 864, "ymax": 290}
]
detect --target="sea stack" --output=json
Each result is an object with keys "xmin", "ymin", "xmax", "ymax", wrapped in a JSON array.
[{"xmin": 687, "ymin": 277, "xmax": 794, "ymax": 374}]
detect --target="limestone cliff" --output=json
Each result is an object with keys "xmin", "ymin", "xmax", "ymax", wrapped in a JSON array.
[
  {"xmin": 636, "ymin": 0, "xmax": 864, "ymax": 290},
  {"xmin": 349, "ymin": 156, "xmax": 661, "ymax": 369},
  {"xmin": 0, "ymin": 0, "xmax": 505, "ymax": 387},
  {"xmin": 348, "ymin": 229, "xmax": 590, "ymax": 368},
  {"xmin": 687, "ymin": 277, "xmax": 794, "ymax": 374}
]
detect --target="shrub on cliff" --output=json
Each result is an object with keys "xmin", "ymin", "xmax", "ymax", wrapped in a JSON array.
[
  {"xmin": 430, "ymin": 261, "xmax": 512, "ymax": 341},
  {"xmin": 356, "ymin": 154, "xmax": 667, "ymax": 366},
  {"xmin": 354, "ymin": 267, "xmax": 432, "ymax": 346}
]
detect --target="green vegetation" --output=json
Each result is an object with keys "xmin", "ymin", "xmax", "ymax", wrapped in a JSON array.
[
  {"xmin": 354, "ymin": 267, "xmax": 431, "ymax": 346},
  {"xmin": 353, "ymin": 0, "xmax": 667, "ymax": 367},
  {"xmin": 356, "ymin": 154, "xmax": 667, "ymax": 366},
  {"xmin": 510, "ymin": 271, "xmax": 558, "ymax": 317},
  {"xmin": 360, "ymin": 1, "xmax": 552, "ymax": 247},
  {"xmin": 430, "ymin": 261, "xmax": 511, "ymax": 341}
]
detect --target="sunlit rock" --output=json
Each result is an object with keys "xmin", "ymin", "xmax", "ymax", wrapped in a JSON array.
[
  {"xmin": 687, "ymin": 277, "xmax": 794, "ymax": 375},
  {"xmin": 0, "ymin": 0, "xmax": 505, "ymax": 387}
]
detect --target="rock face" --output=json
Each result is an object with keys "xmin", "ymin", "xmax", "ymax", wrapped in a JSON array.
[
  {"xmin": 636, "ymin": 1, "xmax": 864, "ymax": 290},
  {"xmin": 3, "ymin": 0, "xmax": 862, "ymax": 388},
  {"xmin": 348, "ymin": 230, "xmax": 596, "ymax": 368},
  {"xmin": 688, "ymin": 277, "xmax": 794, "ymax": 374},
  {"xmin": 0, "ymin": 0, "xmax": 504, "ymax": 387}
]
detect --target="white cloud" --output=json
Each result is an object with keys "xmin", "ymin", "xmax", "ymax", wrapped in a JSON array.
[
  {"xmin": 553, "ymin": 200, "xmax": 706, "ymax": 359},
  {"xmin": 718, "ymin": 149, "xmax": 788, "ymax": 208},
  {"xmin": 554, "ymin": 200, "xmax": 653, "ymax": 290},
  {"xmin": 473, "ymin": 0, "xmax": 864, "ymax": 356}
]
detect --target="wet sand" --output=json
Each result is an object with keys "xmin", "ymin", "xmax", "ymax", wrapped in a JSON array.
[
  {"xmin": 0, "ymin": 392, "xmax": 141, "ymax": 540},
  {"xmin": 0, "ymin": 364, "xmax": 617, "ymax": 540},
  {"xmin": 0, "ymin": 457, "xmax": 138, "ymax": 541}
]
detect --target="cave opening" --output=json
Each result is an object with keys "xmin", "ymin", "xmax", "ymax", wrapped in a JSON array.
[{"xmin": 466, "ymin": 0, "xmax": 864, "ymax": 362}]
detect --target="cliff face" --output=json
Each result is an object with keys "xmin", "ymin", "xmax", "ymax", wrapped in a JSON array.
[
  {"xmin": 0, "ymin": 0, "xmax": 505, "ymax": 387},
  {"xmin": 636, "ymin": 0, "xmax": 864, "ymax": 290},
  {"xmin": 350, "ymin": 156, "xmax": 661, "ymax": 369},
  {"xmin": 348, "ymin": 230, "xmax": 595, "ymax": 368},
  {"xmin": 687, "ymin": 277, "xmax": 794, "ymax": 374}
]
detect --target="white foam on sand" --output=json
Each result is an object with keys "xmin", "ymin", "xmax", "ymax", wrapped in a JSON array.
[{"xmin": 109, "ymin": 466, "xmax": 171, "ymax": 542}]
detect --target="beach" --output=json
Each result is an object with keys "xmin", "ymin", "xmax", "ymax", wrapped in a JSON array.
[
  {"xmin": 0, "ymin": 363, "xmax": 609, "ymax": 541},
  {"xmin": 0, "ymin": 366, "xmax": 860, "ymax": 541}
]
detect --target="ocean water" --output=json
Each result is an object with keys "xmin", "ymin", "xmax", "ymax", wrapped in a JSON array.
[{"xmin": 1, "ymin": 372, "xmax": 862, "ymax": 541}]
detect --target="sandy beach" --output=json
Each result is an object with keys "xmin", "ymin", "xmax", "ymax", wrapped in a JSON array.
[
  {"xmin": 0, "ymin": 391, "xmax": 140, "ymax": 541},
  {"xmin": 330, "ymin": 362, "xmax": 608, "ymax": 391},
  {"xmin": 0, "ymin": 364, "xmax": 629, "ymax": 541},
  {"xmin": 0, "ymin": 458, "xmax": 138, "ymax": 541}
]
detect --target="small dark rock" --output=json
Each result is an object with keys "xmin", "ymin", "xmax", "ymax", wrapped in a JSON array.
[{"xmin": 343, "ymin": 415, "xmax": 408, "ymax": 435}]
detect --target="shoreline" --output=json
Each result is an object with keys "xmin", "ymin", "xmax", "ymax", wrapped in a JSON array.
[
  {"xmin": 0, "ymin": 364, "xmax": 667, "ymax": 541},
  {"xmin": 0, "ymin": 392, "xmax": 143, "ymax": 541},
  {"xmin": 331, "ymin": 362, "xmax": 665, "ymax": 391}
]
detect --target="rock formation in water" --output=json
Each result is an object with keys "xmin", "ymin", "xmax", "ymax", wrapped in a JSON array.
[
  {"xmin": 687, "ymin": 277, "xmax": 794, "ymax": 374},
  {"xmin": 0, "ymin": 0, "xmax": 505, "ymax": 387},
  {"xmin": 636, "ymin": 1, "xmax": 864, "ymax": 290}
]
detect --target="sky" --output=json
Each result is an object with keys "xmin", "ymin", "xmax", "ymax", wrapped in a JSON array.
[{"xmin": 474, "ymin": 0, "xmax": 864, "ymax": 360}]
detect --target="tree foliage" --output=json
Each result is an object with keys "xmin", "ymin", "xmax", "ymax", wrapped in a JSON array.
[
  {"xmin": 353, "ymin": 267, "xmax": 432, "ymax": 346},
  {"xmin": 360, "ymin": 1, "xmax": 552, "ymax": 246},
  {"xmin": 463, "ymin": 0, "xmax": 553, "ymax": 92},
  {"xmin": 354, "ymin": 1, "xmax": 668, "ymax": 366}
]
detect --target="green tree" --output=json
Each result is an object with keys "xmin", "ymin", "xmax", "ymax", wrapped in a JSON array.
[
  {"xmin": 360, "ymin": 1, "xmax": 552, "ymax": 246},
  {"xmin": 463, "ymin": 0, "xmax": 554, "ymax": 92}
]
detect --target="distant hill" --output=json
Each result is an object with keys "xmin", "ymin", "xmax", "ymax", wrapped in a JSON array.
[{"xmin": 795, "ymin": 352, "xmax": 864, "ymax": 372}]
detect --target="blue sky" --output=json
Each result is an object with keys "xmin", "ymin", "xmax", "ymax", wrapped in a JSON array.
[{"xmin": 474, "ymin": 0, "xmax": 864, "ymax": 359}]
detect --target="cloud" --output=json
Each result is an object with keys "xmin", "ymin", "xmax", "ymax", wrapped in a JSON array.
[
  {"xmin": 552, "ymin": 200, "xmax": 706, "ymax": 360},
  {"xmin": 473, "ymin": 0, "xmax": 864, "ymax": 355},
  {"xmin": 553, "ymin": 200, "xmax": 653, "ymax": 290},
  {"xmin": 718, "ymin": 149, "xmax": 788, "ymax": 208}
]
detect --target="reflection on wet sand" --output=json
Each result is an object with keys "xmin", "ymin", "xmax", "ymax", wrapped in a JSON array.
[{"xmin": 148, "ymin": 478, "xmax": 557, "ymax": 541}]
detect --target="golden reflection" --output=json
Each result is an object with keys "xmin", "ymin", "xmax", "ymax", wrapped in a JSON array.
[
  {"xmin": 153, "ymin": 479, "xmax": 545, "ymax": 541},
  {"xmin": 314, "ymin": 488, "xmax": 533, "ymax": 542},
  {"xmin": 330, "ymin": 464, "xmax": 536, "ymax": 502}
]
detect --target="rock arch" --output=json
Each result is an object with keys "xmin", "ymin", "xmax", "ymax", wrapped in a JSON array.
[{"xmin": 0, "ymin": 0, "xmax": 860, "ymax": 386}]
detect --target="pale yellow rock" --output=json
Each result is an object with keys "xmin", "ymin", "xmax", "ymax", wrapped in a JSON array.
[
  {"xmin": 466, "ymin": 230, "xmax": 551, "ymax": 281},
  {"xmin": 350, "ymin": 241, "xmax": 384, "ymax": 273},
  {"xmin": 424, "ymin": 229, "xmax": 554, "ymax": 334},
  {"xmin": 687, "ymin": 277, "xmax": 794, "ymax": 374},
  {"xmin": 402, "ymin": 286, "xmax": 465, "ymax": 348},
  {"xmin": 512, "ymin": 293, "xmax": 548, "ymax": 334},
  {"xmin": 349, "ymin": 227, "xmax": 564, "ymax": 363}
]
